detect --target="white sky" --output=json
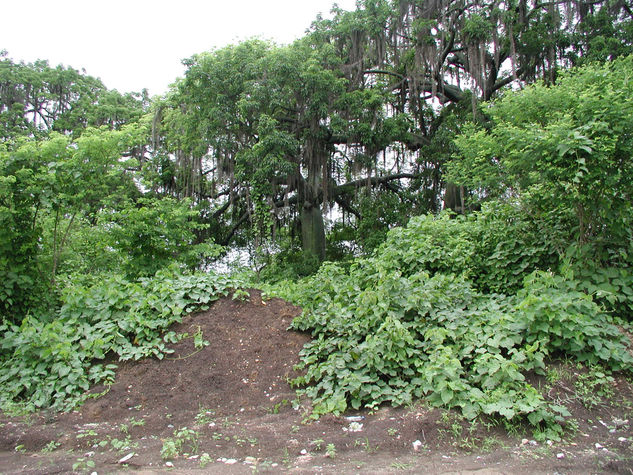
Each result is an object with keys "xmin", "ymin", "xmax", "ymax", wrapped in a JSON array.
[{"xmin": 1, "ymin": 0, "xmax": 357, "ymax": 96}]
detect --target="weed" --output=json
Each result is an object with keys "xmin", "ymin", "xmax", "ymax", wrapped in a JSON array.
[
  {"xmin": 355, "ymin": 437, "xmax": 378, "ymax": 453},
  {"xmin": 14, "ymin": 444, "xmax": 26, "ymax": 453},
  {"xmin": 195, "ymin": 406, "xmax": 215, "ymax": 425},
  {"xmin": 481, "ymin": 436, "xmax": 501, "ymax": 452},
  {"xmin": 325, "ymin": 443, "xmax": 337, "ymax": 458},
  {"xmin": 41, "ymin": 440, "xmax": 60, "ymax": 453},
  {"xmin": 72, "ymin": 457, "xmax": 95, "ymax": 471},
  {"xmin": 129, "ymin": 416, "xmax": 145, "ymax": 427},
  {"xmin": 200, "ymin": 452, "xmax": 212, "ymax": 468},
  {"xmin": 281, "ymin": 447, "xmax": 291, "ymax": 467},
  {"xmin": 267, "ymin": 399, "xmax": 290, "ymax": 414},
  {"xmin": 232, "ymin": 288, "xmax": 250, "ymax": 301},
  {"xmin": 311, "ymin": 438, "xmax": 325, "ymax": 451},
  {"xmin": 391, "ymin": 461, "xmax": 414, "ymax": 470},
  {"xmin": 161, "ymin": 427, "xmax": 199, "ymax": 460},
  {"xmin": 387, "ymin": 427, "xmax": 398, "ymax": 437},
  {"xmin": 575, "ymin": 367, "xmax": 614, "ymax": 409},
  {"xmin": 193, "ymin": 325, "xmax": 210, "ymax": 349}
]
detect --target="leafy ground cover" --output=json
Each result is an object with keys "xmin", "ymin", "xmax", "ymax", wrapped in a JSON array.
[
  {"xmin": 1, "ymin": 291, "xmax": 632, "ymax": 474},
  {"xmin": 266, "ymin": 211, "xmax": 633, "ymax": 436},
  {"xmin": 0, "ymin": 270, "xmax": 244, "ymax": 412}
]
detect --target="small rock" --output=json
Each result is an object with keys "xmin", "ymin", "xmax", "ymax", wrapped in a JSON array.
[
  {"xmin": 521, "ymin": 438, "xmax": 529, "ymax": 445},
  {"xmin": 165, "ymin": 461, "xmax": 174, "ymax": 467},
  {"xmin": 618, "ymin": 437, "xmax": 627, "ymax": 442},
  {"xmin": 118, "ymin": 452, "xmax": 135, "ymax": 464},
  {"xmin": 595, "ymin": 443, "xmax": 603, "ymax": 449},
  {"xmin": 556, "ymin": 453, "xmax": 565, "ymax": 459},
  {"xmin": 187, "ymin": 454, "xmax": 199, "ymax": 460},
  {"xmin": 244, "ymin": 456, "xmax": 257, "ymax": 464},
  {"xmin": 613, "ymin": 418, "xmax": 629, "ymax": 428},
  {"xmin": 224, "ymin": 458, "xmax": 238, "ymax": 465},
  {"xmin": 300, "ymin": 449, "xmax": 308, "ymax": 455},
  {"xmin": 529, "ymin": 440, "xmax": 538, "ymax": 446},
  {"xmin": 272, "ymin": 463, "xmax": 279, "ymax": 467},
  {"xmin": 412, "ymin": 440, "xmax": 423, "ymax": 451}
]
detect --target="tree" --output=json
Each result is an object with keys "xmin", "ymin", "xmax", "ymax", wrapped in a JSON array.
[
  {"xmin": 0, "ymin": 124, "xmax": 146, "ymax": 322},
  {"xmin": 155, "ymin": 39, "xmax": 414, "ymax": 260},
  {"xmin": 448, "ymin": 56, "xmax": 633, "ymax": 265},
  {"xmin": 0, "ymin": 52, "xmax": 147, "ymax": 144}
]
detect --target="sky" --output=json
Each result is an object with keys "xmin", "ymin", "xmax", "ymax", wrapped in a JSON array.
[{"xmin": 1, "ymin": 0, "xmax": 357, "ymax": 96}]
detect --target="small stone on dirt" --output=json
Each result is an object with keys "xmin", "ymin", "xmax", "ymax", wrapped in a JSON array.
[{"xmin": 118, "ymin": 452, "xmax": 135, "ymax": 464}]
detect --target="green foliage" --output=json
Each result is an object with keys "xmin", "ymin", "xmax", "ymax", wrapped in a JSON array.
[
  {"xmin": 105, "ymin": 197, "xmax": 220, "ymax": 278},
  {"xmin": 449, "ymin": 57, "xmax": 633, "ymax": 266},
  {"xmin": 267, "ymin": 213, "xmax": 632, "ymax": 430},
  {"xmin": 0, "ymin": 270, "xmax": 243, "ymax": 411},
  {"xmin": 161, "ymin": 427, "xmax": 199, "ymax": 460},
  {"xmin": 0, "ymin": 125, "xmax": 146, "ymax": 321}
]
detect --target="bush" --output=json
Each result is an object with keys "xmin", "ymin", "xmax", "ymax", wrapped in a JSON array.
[{"xmin": 266, "ymin": 213, "xmax": 632, "ymax": 430}]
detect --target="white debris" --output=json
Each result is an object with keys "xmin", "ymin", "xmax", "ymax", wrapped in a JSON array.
[
  {"xmin": 225, "ymin": 458, "xmax": 238, "ymax": 465},
  {"xmin": 345, "ymin": 416, "xmax": 364, "ymax": 422},
  {"xmin": 521, "ymin": 438, "xmax": 529, "ymax": 445},
  {"xmin": 118, "ymin": 453, "xmax": 135, "ymax": 464},
  {"xmin": 165, "ymin": 461, "xmax": 174, "ymax": 467},
  {"xmin": 618, "ymin": 437, "xmax": 628, "ymax": 442},
  {"xmin": 300, "ymin": 449, "xmax": 308, "ymax": 455},
  {"xmin": 556, "ymin": 453, "xmax": 565, "ymax": 459},
  {"xmin": 595, "ymin": 443, "xmax": 603, "ymax": 449},
  {"xmin": 412, "ymin": 440, "xmax": 423, "ymax": 451},
  {"xmin": 348, "ymin": 422, "xmax": 363, "ymax": 432},
  {"xmin": 244, "ymin": 456, "xmax": 257, "ymax": 464}
]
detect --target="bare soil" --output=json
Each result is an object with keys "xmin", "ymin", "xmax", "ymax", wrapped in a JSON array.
[{"xmin": 1, "ymin": 290, "xmax": 633, "ymax": 474}]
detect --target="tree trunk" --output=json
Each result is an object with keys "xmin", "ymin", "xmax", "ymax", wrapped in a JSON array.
[{"xmin": 301, "ymin": 202, "xmax": 326, "ymax": 261}]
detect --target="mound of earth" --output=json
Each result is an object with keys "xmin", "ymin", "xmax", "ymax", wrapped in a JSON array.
[{"xmin": 1, "ymin": 290, "xmax": 633, "ymax": 474}]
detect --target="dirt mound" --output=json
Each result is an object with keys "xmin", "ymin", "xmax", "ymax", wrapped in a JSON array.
[
  {"xmin": 1, "ymin": 290, "xmax": 633, "ymax": 474},
  {"xmin": 79, "ymin": 291, "xmax": 307, "ymax": 429}
]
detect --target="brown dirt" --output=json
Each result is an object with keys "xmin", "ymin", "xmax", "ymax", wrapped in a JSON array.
[{"xmin": 1, "ymin": 290, "xmax": 633, "ymax": 474}]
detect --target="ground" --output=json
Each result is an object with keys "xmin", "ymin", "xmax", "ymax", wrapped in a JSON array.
[{"xmin": 1, "ymin": 290, "xmax": 633, "ymax": 474}]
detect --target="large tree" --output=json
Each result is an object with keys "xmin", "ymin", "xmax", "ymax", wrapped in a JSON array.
[{"xmin": 152, "ymin": 0, "xmax": 632, "ymax": 260}]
